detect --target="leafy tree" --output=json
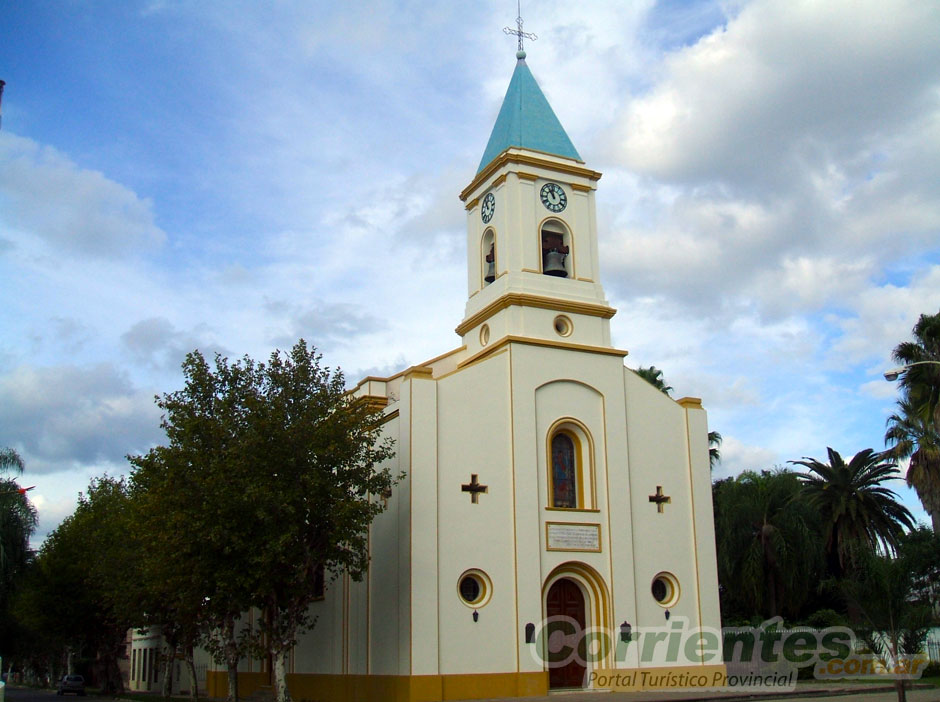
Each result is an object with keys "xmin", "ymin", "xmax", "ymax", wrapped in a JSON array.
[
  {"xmin": 840, "ymin": 549, "xmax": 932, "ymax": 702},
  {"xmin": 792, "ymin": 449, "xmax": 915, "ymax": 577},
  {"xmin": 15, "ymin": 476, "xmax": 140, "ymax": 692},
  {"xmin": 896, "ymin": 527, "xmax": 940, "ymax": 617},
  {"xmin": 130, "ymin": 351, "xmax": 269, "ymax": 702},
  {"xmin": 712, "ymin": 470, "xmax": 822, "ymax": 620},
  {"xmin": 129, "ymin": 340, "xmax": 397, "ymax": 702},
  {"xmin": 131, "ymin": 467, "xmax": 204, "ymax": 702},
  {"xmin": 885, "ymin": 310, "xmax": 940, "ymax": 532}
]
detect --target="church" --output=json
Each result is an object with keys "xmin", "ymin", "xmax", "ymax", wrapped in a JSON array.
[{"xmin": 203, "ymin": 45, "xmax": 722, "ymax": 702}]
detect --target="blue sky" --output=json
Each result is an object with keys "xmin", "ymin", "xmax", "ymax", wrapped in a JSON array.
[{"xmin": 2, "ymin": 0, "xmax": 939, "ymax": 541}]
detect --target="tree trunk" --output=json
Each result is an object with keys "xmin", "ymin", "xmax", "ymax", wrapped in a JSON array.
[
  {"xmin": 185, "ymin": 652, "xmax": 199, "ymax": 702},
  {"xmin": 223, "ymin": 615, "xmax": 239, "ymax": 702},
  {"xmin": 104, "ymin": 645, "xmax": 125, "ymax": 695},
  {"xmin": 162, "ymin": 644, "xmax": 175, "ymax": 699},
  {"xmin": 272, "ymin": 647, "xmax": 290, "ymax": 702},
  {"xmin": 226, "ymin": 660, "xmax": 238, "ymax": 702},
  {"xmin": 895, "ymin": 679, "xmax": 906, "ymax": 702}
]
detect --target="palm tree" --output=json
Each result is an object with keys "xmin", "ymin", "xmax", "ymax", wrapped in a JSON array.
[
  {"xmin": 886, "ymin": 310, "xmax": 940, "ymax": 531},
  {"xmin": 792, "ymin": 448, "xmax": 915, "ymax": 577},
  {"xmin": 892, "ymin": 311, "xmax": 940, "ymax": 422},
  {"xmin": 635, "ymin": 365, "xmax": 673, "ymax": 395},
  {"xmin": 1, "ymin": 447, "xmax": 35, "ymax": 572},
  {"xmin": 885, "ymin": 399, "xmax": 940, "ymax": 532},
  {"xmin": 713, "ymin": 470, "xmax": 822, "ymax": 619},
  {"xmin": 0, "ymin": 447, "xmax": 25, "ymax": 474},
  {"xmin": 708, "ymin": 431, "xmax": 722, "ymax": 469},
  {"xmin": 1, "ymin": 447, "xmax": 38, "ymax": 640}
]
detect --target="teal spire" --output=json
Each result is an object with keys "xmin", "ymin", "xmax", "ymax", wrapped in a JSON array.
[{"xmin": 477, "ymin": 55, "xmax": 582, "ymax": 173}]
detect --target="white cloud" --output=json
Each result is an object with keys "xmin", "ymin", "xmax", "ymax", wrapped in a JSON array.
[
  {"xmin": 610, "ymin": 0, "xmax": 940, "ymax": 186},
  {"xmin": 0, "ymin": 363, "xmax": 161, "ymax": 474},
  {"xmin": 121, "ymin": 317, "xmax": 228, "ymax": 371},
  {"xmin": 830, "ymin": 266, "xmax": 940, "ymax": 365},
  {"xmin": 713, "ymin": 436, "xmax": 778, "ymax": 478},
  {"xmin": 0, "ymin": 133, "xmax": 166, "ymax": 257},
  {"xmin": 5, "ymin": 0, "xmax": 940, "ymax": 540}
]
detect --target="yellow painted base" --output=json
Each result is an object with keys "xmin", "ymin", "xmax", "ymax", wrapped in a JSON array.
[
  {"xmin": 591, "ymin": 664, "xmax": 728, "ymax": 691},
  {"xmin": 206, "ymin": 670, "xmax": 548, "ymax": 701}
]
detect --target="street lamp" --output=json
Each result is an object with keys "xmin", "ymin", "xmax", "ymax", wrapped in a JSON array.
[{"xmin": 884, "ymin": 361, "xmax": 940, "ymax": 381}]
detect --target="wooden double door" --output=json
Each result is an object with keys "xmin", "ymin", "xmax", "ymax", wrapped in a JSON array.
[{"xmin": 545, "ymin": 577, "xmax": 587, "ymax": 689}]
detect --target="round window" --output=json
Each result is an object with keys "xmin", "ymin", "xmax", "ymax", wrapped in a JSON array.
[
  {"xmin": 457, "ymin": 569, "xmax": 492, "ymax": 608},
  {"xmin": 651, "ymin": 572, "xmax": 680, "ymax": 607},
  {"xmin": 480, "ymin": 324, "xmax": 490, "ymax": 346},
  {"xmin": 460, "ymin": 576, "xmax": 481, "ymax": 603},
  {"xmin": 553, "ymin": 315, "xmax": 572, "ymax": 337}
]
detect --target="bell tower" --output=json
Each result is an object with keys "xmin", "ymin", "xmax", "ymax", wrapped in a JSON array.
[{"xmin": 457, "ymin": 49, "xmax": 616, "ymax": 357}]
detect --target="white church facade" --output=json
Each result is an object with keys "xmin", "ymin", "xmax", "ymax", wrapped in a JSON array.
[{"xmin": 202, "ymin": 49, "xmax": 723, "ymax": 702}]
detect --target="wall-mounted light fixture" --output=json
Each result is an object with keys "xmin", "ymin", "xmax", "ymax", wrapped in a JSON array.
[
  {"xmin": 620, "ymin": 621, "xmax": 632, "ymax": 643},
  {"xmin": 525, "ymin": 623, "xmax": 535, "ymax": 643},
  {"xmin": 473, "ymin": 610, "xmax": 479, "ymax": 622}
]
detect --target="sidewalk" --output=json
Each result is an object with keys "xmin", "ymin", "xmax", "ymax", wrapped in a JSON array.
[{"xmin": 449, "ymin": 682, "xmax": 939, "ymax": 702}]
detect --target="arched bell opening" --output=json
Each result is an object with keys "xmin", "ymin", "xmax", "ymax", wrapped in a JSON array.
[
  {"xmin": 540, "ymin": 219, "xmax": 571, "ymax": 278},
  {"xmin": 481, "ymin": 229, "xmax": 497, "ymax": 285}
]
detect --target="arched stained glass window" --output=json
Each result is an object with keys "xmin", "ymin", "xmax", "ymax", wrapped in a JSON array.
[{"xmin": 551, "ymin": 432, "xmax": 577, "ymax": 508}]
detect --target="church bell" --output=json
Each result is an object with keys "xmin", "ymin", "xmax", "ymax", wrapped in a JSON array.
[
  {"xmin": 543, "ymin": 250, "xmax": 568, "ymax": 277},
  {"xmin": 484, "ymin": 244, "xmax": 496, "ymax": 283}
]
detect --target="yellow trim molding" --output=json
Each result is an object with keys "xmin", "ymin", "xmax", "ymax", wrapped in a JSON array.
[
  {"xmin": 516, "ymin": 171, "xmax": 540, "ymax": 181},
  {"xmin": 207, "ymin": 670, "xmax": 549, "ymax": 702},
  {"xmin": 458, "ymin": 335, "xmax": 628, "ymax": 369},
  {"xmin": 402, "ymin": 365, "xmax": 434, "ymax": 380},
  {"xmin": 545, "ymin": 507, "xmax": 601, "ymax": 513},
  {"xmin": 492, "ymin": 173, "xmax": 508, "ymax": 187},
  {"xmin": 545, "ymin": 417, "xmax": 596, "ymax": 510},
  {"xmin": 456, "ymin": 292, "xmax": 616, "ymax": 336},
  {"xmin": 677, "ymin": 397, "xmax": 704, "ymax": 409},
  {"xmin": 378, "ymin": 409, "xmax": 400, "ymax": 426},
  {"xmin": 570, "ymin": 182, "xmax": 594, "ymax": 192},
  {"xmin": 542, "ymin": 562, "xmax": 613, "ymax": 668},
  {"xmin": 358, "ymin": 395, "xmax": 389, "ymax": 412},
  {"xmin": 464, "ymin": 196, "xmax": 480, "ymax": 211},
  {"xmin": 460, "ymin": 150, "xmax": 602, "ymax": 201},
  {"xmin": 591, "ymin": 665, "xmax": 728, "ymax": 691}
]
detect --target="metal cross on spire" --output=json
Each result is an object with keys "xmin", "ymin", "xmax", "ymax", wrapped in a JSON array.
[{"xmin": 503, "ymin": 0, "xmax": 537, "ymax": 55}]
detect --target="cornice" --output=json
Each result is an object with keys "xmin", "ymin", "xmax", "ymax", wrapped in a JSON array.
[
  {"xmin": 457, "ymin": 335, "xmax": 629, "ymax": 369},
  {"xmin": 460, "ymin": 150, "xmax": 603, "ymax": 202},
  {"xmin": 455, "ymin": 292, "xmax": 616, "ymax": 337}
]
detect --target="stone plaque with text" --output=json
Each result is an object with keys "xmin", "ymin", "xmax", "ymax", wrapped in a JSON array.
[{"xmin": 546, "ymin": 522, "xmax": 602, "ymax": 552}]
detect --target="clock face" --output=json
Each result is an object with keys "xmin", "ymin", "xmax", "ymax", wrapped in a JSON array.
[
  {"xmin": 481, "ymin": 192, "xmax": 495, "ymax": 223},
  {"xmin": 540, "ymin": 183, "xmax": 567, "ymax": 213}
]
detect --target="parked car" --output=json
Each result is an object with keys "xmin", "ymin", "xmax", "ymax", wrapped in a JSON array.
[{"xmin": 56, "ymin": 675, "xmax": 85, "ymax": 696}]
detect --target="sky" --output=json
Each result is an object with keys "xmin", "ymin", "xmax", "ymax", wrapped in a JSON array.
[{"xmin": 2, "ymin": 0, "xmax": 939, "ymax": 543}]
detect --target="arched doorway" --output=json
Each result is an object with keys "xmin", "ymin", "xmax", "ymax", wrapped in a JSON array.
[{"xmin": 545, "ymin": 578, "xmax": 586, "ymax": 689}]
